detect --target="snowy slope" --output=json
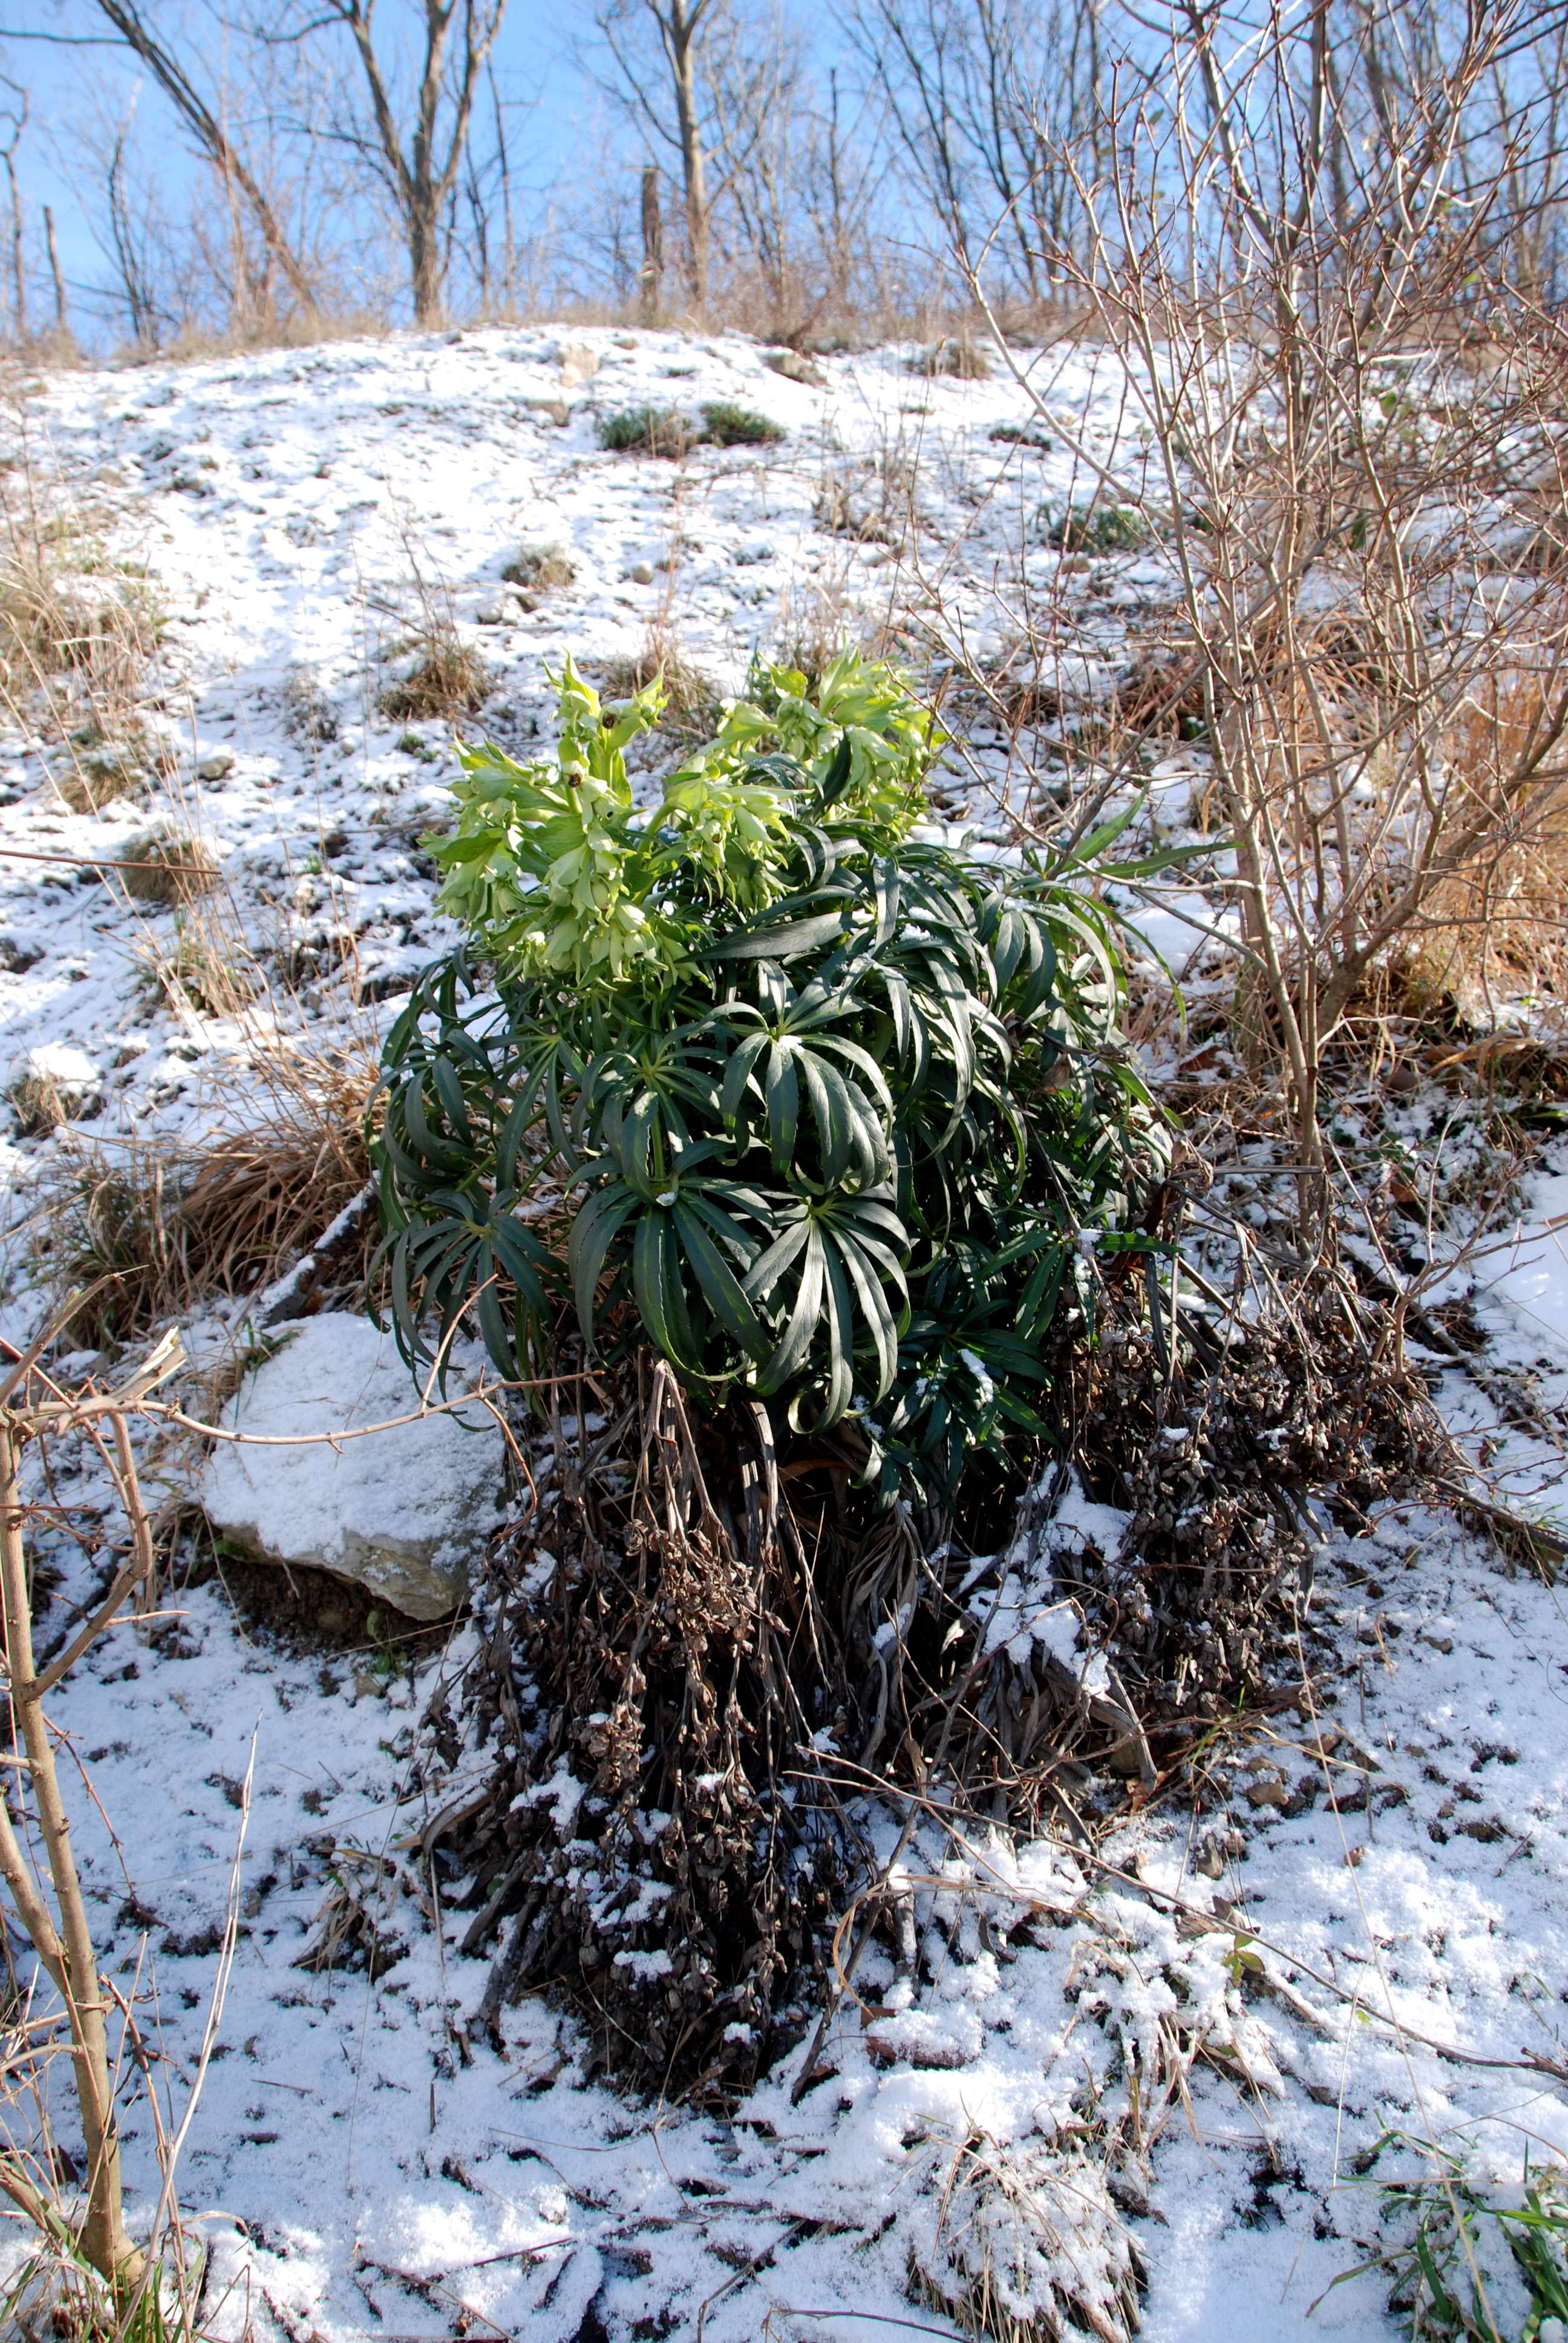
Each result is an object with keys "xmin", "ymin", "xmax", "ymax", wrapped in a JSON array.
[{"xmin": 0, "ymin": 326, "xmax": 1564, "ymax": 2343}]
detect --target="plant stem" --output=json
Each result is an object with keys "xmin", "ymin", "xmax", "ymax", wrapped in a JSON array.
[{"xmin": 0, "ymin": 1417, "xmax": 144, "ymax": 2294}]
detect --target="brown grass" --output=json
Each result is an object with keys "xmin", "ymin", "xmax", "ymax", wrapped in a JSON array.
[
  {"xmin": 53, "ymin": 754, "xmax": 148, "ymax": 814},
  {"xmin": 0, "ymin": 473, "xmax": 162, "ymax": 773},
  {"xmin": 500, "ymin": 543, "xmax": 576, "ymax": 594},
  {"xmin": 597, "ymin": 631, "xmax": 724, "ymax": 743},
  {"xmin": 1410, "ymin": 677, "xmax": 1568, "ymax": 1019},
  {"xmin": 379, "ymin": 624, "xmax": 489, "ymax": 722},
  {"xmin": 119, "ymin": 830, "xmax": 220, "ymax": 906},
  {"xmin": 42, "ymin": 1042, "xmax": 381, "ymax": 1348},
  {"xmin": 909, "ymin": 337, "xmax": 991, "ymax": 379},
  {"xmin": 134, "ymin": 908, "xmax": 258, "ymax": 1018}
]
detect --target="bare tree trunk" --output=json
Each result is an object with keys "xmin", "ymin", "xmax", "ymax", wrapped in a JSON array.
[
  {"xmin": 4, "ymin": 160, "xmax": 22, "ymax": 341},
  {"xmin": 42, "ymin": 205, "xmax": 68, "ymax": 336},
  {"xmin": 665, "ymin": 0, "xmax": 709, "ymax": 304},
  {"xmin": 639, "ymin": 164, "xmax": 664, "ymax": 321},
  {"xmin": 327, "ymin": 0, "xmax": 509, "ymax": 329},
  {"xmin": 0, "ymin": 81, "xmax": 25, "ymax": 344}
]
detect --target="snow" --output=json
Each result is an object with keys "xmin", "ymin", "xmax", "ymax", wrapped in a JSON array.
[
  {"xmin": 1493, "ymin": 1168, "xmax": 1568, "ymax": 1356},
  {"xmin": 0, "ymin": 323, "xmax": 1563, "ymax": 2340}
]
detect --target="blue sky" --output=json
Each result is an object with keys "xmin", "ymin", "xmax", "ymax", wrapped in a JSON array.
[{"xmin": 0, "ymin": 0, "xmax": 607, "ymax": 330}]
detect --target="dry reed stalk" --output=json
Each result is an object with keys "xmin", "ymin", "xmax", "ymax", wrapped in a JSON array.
[{"xmin": 1410, "ymin": 675, "xmax": 1568, "ymax": 1021}]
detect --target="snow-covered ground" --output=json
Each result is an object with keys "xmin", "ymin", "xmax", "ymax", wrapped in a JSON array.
[{"xmin": 0, "ymin": 326, "xmax": 1565, "ymax": 2342}]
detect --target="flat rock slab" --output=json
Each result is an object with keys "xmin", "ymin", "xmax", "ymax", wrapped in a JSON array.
[{"xmin": 202, "ymin": 1314, "xmax": 502, "ymax": 1620}]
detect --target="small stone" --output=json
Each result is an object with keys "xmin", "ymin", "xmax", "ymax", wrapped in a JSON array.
[
  {"xmin": 476, "ymin": 603, "xmax": 507, "ymax": 625},
  {"xmin": 1245, "ymin": 1773, "xmax": 1291, "ymax": 1810},
  {"xmin": 197, "ymin": 752, "xmax": 235, "ymax": 781},
  {"xmin": 559, "ymin": 342, "xmax": 600, "ymax": 385},
  {"xmin": 765, "ymin": 349, "xmax": 826, "ymax": 387},
  {"xmin": 627, "ymin": 562, "xmax": 655, "ymax": 585}
]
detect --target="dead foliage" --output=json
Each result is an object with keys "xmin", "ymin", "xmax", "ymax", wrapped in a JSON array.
[
  {"xmin": 500, "ymin": 544, "xmax": 576, "ymax": 593},
  {"xmin": 119, "ymin": 830, "xmax": 220, "ymax": 905},
  {"xmin": 909, "ymin": 338, "xmax": 991, "ymax": 379},
  {"xmin": 51, "ymin": 741, "xmax": 150, "ymax": 813},
  {"xmin": 379, "ymin": 626, "xmax": 489, "ymax": 722},
  {"xmin": 596, "ymin": 640, "xmax": 724, "ymax": 742},
  {"xmin": 420, "ymin": 1229, "xmax": 1451, "ymax": 2102},
  {"xmin": 42, "ymin": 1043, "xmax": 379, "ymax": 1348},
  {"xmin": 814, "ymin": 450, "xmax": 920, "ymax": 548},
  {"xmin": 1410, "ymin": 675, "xmax": 1568, "ymax": 1018}
]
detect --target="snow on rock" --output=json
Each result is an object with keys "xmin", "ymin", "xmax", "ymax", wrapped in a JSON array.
[{"xmin": 201, "ymin": 1312, "xmax": 501, "ymax": 1617}]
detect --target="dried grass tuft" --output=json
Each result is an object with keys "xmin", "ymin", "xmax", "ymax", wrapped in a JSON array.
[
  {"xmin": 51, "ymin": 741, "xmax": 149, "ymax": 813},
  {"xmin": 8, "ymin": 1070, "xmax": 79, "ymax": 1138},
  {"xmin": 134, "ymin": 910, "xmax": 258, "ymax": 1018},
  {"xmin": 500, "ymin": 543, "xmax": 576, "ymax": 592},
  {"xmin": 0, "ymin": 474, "xmax": 162, "ymax": 767},
  {"xmin": 1410, "ymin": 676, "xmax": 1568, "ymax": 1018},
  {"xmin": 596, "ymin": 636, "xmax": 724, "ymax": 742},
  {"xmin": 910, "ymin": 338, "xmax": 992, "ymax": 379},
  {"xmin": 379, "ymin": 626, "xmax": 489, "ymax": 722},
  {"xmin": 909, "ymin": 2129, "xmax": 1144, "ymax": 2343},
  {"xmin": 41, "ymin": 1042, "xmax": 381, "ymax": 1348},
  {"xmin": 119, "ymin": 831, "xmax": 220, "ymax": 906}
]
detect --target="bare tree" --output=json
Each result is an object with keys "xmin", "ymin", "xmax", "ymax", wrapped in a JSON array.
[
  {"xmin": 298, "ymin": 0, "xmax": 512, "ymax": 326},
  {"xmin": 0, "ymin": 77, "xmax": 25, "ymax": 341},
  {"xmin": 81, "ymin": 0, "xmax": 319, "ymax": 313},
  {"xmin": 593, "ymin": 0, "xmax": 776, "ymax": 308},
  {"xmin": 848, "ymin": 0, "xmax": 1123, "ymax": 302}
]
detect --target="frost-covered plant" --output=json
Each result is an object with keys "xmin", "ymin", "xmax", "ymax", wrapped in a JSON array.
[
  {"xmin": 375, "ymin": 650, "xmax": 1174, "ymax": 1501},
  {"xmin": 1353, "ymin": 2143, "xmax": 1568, "ymax": 2343},
  {"xmin": 907, "ymin": 2128, "xmax": 1143, "ymax": 2343}
]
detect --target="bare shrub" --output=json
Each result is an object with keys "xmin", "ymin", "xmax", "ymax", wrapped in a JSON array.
[
  {"xmin": 972, "ymin": 3, "xmax": 1568, "ymax": 1229},
  {"xmin": 0, "ymin": 1334, "xmax": 232, "ymax": 2324}
]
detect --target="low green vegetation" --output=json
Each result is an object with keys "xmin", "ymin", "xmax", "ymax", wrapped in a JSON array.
[
  {"xmin": 374, "ymin": 650, "xmax": 1172, "ymax": 1505},
  {"xmin": 700, "ymin": 400, "xmax": 785, "ymax": 446},
  {"xmin": 1351, "ymin": 2144, "xmax": 1568, "ymax": 2342},
  {"xmin": 599, "ymin": 402, "xmax": 786, "ymax": 456},
  {"xmin": 597, "ymin": 405, "xmax": 693, "ymax": 456},
  {"xmin": 1042, "ymin": 500, "xmax": 1152, "ymax": 554}
]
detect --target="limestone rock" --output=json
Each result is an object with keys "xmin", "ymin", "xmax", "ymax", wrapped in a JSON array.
[
  {"xmin": 202, "ymin": 1313, "xmax": 502, "ymax": 1620},
  {"xmin": 765, "ymin": 349, "xmax": 826, "ymax": 387}
]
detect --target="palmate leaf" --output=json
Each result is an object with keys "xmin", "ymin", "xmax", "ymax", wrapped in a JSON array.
[
  {"xmin": 374, "ymin": 645, "xmax": 1173, "ymax": 1502},
  {"xmin": 743, "ymin": 1188, "xmax": 909, "ymax": 1425},
  {"xmin": 718, "ymin": 977, "xmax": 894, "ymax": 1187},
  {"xmin": 569, "ymin": 1154, "xmax": 776, "ymax": 1377}
]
